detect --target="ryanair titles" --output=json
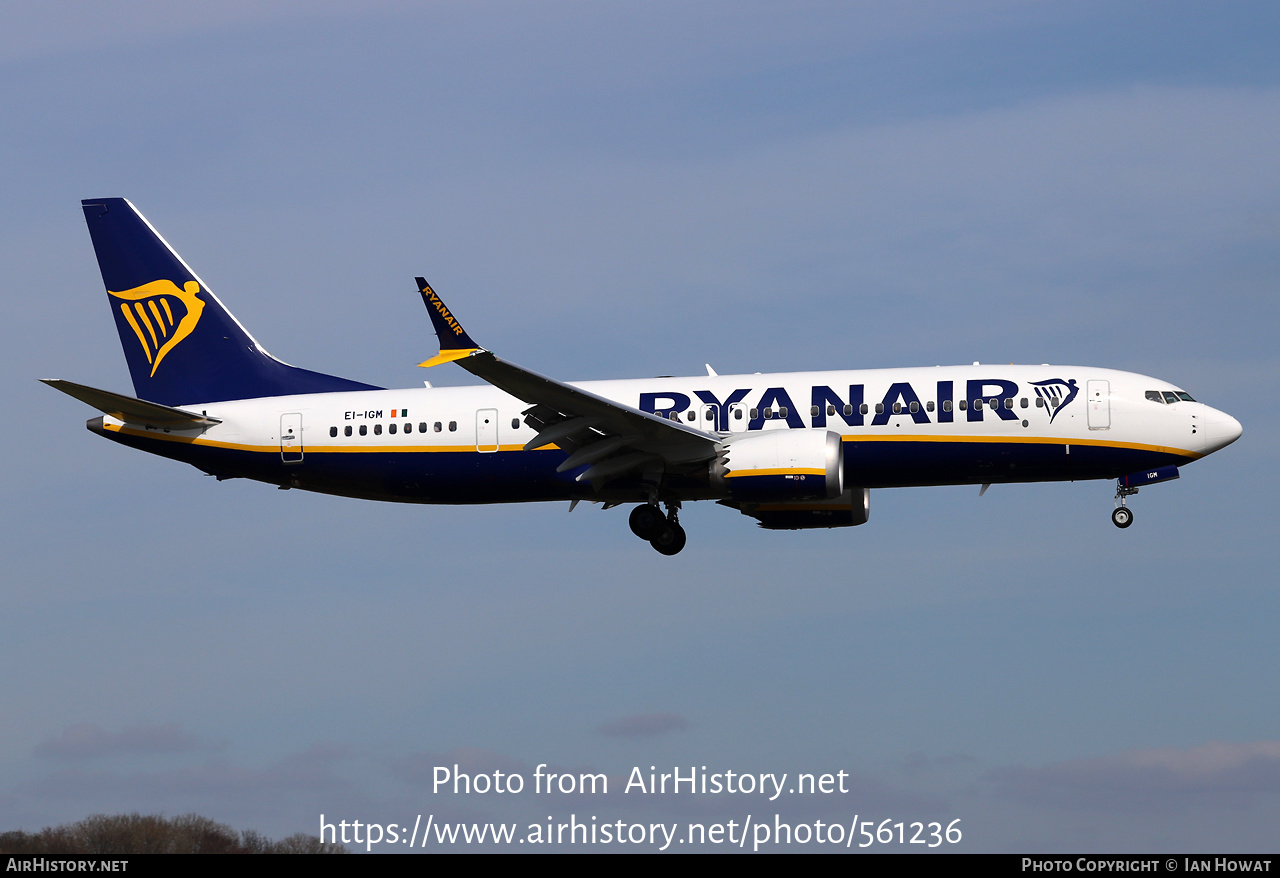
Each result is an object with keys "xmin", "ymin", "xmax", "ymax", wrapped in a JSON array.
[{"xmin": 639, "ymin": 377, "xmax": 1079, "ymax": 431}]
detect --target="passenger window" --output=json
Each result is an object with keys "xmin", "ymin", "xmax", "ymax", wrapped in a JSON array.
[
  {"xmin": 942, "ymin": 400, "xmax": 952, "ymax": 412},
  {"xmin": 1036, "ymin": 397, "xmax": 1045, "ymax": 408},
  {"xmin": 909, "ymin": 401, "xmax": 919, "ymax": 414},
  {"xmin": 860, "ymin": 404, "xmax": 869, "ymax": 415},
  {"xmin": 404, "ymin": 422, "xmax": 413, "ymax": 434},
  {"xmin": 374, "ymin": 424, "xmax": 382, "ymax": 435},
  {"xmin": 779, "ymin": 407, "xmax": 788, "ymax": 418},
  {"xmin": 686, "ymin": 411, "xmax": 695, "ymax": 422},
  {"xmin": 734, "ymin": 408, "xmax": 743, "ymax": 420},
  {"xmin": 1004, "ymin": 398, "xmax": 1013, "ymax": 410},
  {"xmin": 926, "ymin": 401, "xmax": 934, "ymax": 412},
  {"xmin": 875, "ymin": 403, "xmax": 884, "ymax": 414},
  {"xmin": 419, "ymin": 422, "xmax": 428, "ymax": 432},
  {"xmin": 892, "ymin": 402, "xmax": 902, "ymax": 414},
  {"xmin": 763, "ymin": 408, "xmax": 773, "ymax": 420},
  {"xmin": 959, "ymin": 399, "xmax": 967, "ymax": 411},
  {"xmin": 344, "ymin": 425, "xmax": 352, "ymax": 437},
  {"xmin": 973, "ymin": 399, "xmax": 982, "ymax": 411},
  {"xmin": 812, "ymin": 405, "xmax": 820, "ymax": 417},
  {"xmin": 843, "ymin": 404, "xmax": 853, "ymax": 416},
  {"xmin": 512, "ymin": 418, "xmax": 520, "ymax": 429},
  {"xmin": 988, "ymin": 398, "xmax": 999, "ymax": 409},
  {"xmin": 359, "ymin": 425, "xmax": 367, "ymax": 436},
  {"xmin": 434, "ymin": 422, "xmax": 442, "ymax": 432},
  {"xmin": 1020, "ymin": 398, "xmax": 1028, "ymax": 408},
  {"xmin": 449, "ymin": 421, "xmax": 457, "ymax": 432},
  {"xmin": 750, "ymin": 408, "xmax": 758, "ymax": 419},
  {"xmin": 389, "ymin": 423, "xmax": 397, "ymax": 434},
  {"xmin": 329, "ymin": 426, "xmax": 337, "ymax": 437}
]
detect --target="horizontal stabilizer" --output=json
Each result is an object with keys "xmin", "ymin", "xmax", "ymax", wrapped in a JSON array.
[{"xmin": 41, "ymin": 379, "xmax": 221, "ymax": 427}]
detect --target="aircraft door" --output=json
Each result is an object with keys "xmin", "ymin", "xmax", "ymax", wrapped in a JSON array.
[
  {"xmin": 280, "ymin": 413, "xmax": 303, "ymax": 462},
  {"xmin": 1087, "ymin": 380, "xmax": 1110, "ymax": 430},
  {"xmin": 476, "ymin": 408, "xmax": 499, "ymax": 452}
]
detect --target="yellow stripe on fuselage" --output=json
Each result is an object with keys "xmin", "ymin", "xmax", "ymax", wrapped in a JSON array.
[{"xmin": 103, "ymin": 422, "xmax": 532, "ymax": 454}]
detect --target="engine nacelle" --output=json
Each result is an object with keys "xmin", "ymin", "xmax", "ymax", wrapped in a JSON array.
[
  {"xmin": 710, "ymin": 429, "xmax": 843, "ymax": 502},
  {"xmin": 737, "ymin": 488, "xmax": 871, "ymax": 530}
]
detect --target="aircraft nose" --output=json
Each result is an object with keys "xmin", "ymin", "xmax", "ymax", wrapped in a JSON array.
[{"xmin": 1201, "ymin": 408, "xmax": 1243, "ymax": 454}]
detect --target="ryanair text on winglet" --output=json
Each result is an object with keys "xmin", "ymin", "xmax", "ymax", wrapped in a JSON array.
[{"xmin": 424, "ymin": 289, "xmax": 466, "ymax": 337}]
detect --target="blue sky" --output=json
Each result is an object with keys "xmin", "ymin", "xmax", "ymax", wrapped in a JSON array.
[{"xmin": 2, "ymin": 1, "xmax": 1278, "ymax": 852}]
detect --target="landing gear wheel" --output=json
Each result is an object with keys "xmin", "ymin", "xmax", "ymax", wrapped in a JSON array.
[
  {"xmin": 629, "ymin": 504, "xmax": 664, "ymax": 539},
  {"xmin": 1111, "ymin": 506, "xmax": 1134, "ymax": 529},
  {"xmin": 650, "ymin": 522, "xmax": 687, "ymax": 555}
]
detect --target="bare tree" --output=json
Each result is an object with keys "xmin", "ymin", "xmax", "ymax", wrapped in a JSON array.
[{"xmin": 0, "ymin": 813, "xmax": 345, "ymax": 854}]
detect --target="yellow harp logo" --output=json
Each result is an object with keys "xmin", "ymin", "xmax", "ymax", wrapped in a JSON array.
[{"xmin": 108, "ymin": 280, "xmax": 206, "ymax": 378}]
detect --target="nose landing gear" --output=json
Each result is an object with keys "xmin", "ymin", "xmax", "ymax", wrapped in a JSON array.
[
  {"xmin": 1112, "ymin": 482, "xmax": 1138, "ymax": 528},
  {"xmin": 629, "ymin": 501, "xmax": 687, "ymax": 555}
]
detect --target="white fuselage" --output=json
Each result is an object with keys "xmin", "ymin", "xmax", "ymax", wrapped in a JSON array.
[{"xmin": 94, "ymin": 364, "xmax": 1241, "ymax": 505}]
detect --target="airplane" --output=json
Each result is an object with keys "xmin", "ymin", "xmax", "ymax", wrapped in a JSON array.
[{"xmin": 45, "ymin": 198, "xmax": 1243, "ymax": 555}]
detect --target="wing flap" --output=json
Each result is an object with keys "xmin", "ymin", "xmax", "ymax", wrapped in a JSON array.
[{"xmin": 461, "ymin": 351, "xmax": 712, "ymax": 456}]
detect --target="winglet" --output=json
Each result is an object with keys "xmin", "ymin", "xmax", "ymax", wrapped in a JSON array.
[{"xmin": 416, "ymin": 277, "xmax": 484, "ymax": 367}]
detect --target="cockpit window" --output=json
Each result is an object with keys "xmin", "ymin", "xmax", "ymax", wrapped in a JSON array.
[
  {"xmin": 1162, "ymin": 391, "xmax": 1179, "ymax": 404},
  {"xmin": 1146, "ymin": 391, "xmax": 1165, "ymax": 403},
  {"xmin": 1175, "ymin": 391, "xmax": 1195, "ymax": 402}
]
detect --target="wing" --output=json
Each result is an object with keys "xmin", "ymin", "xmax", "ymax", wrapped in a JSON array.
[{"xmin": 414, "ymin": 278, "xmax": 718, "ymax": 489}]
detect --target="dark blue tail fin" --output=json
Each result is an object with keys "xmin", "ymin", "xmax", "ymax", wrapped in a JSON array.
[{"xmin": 81, "ymin": 198, "xmax": 381, "ymax": 405}]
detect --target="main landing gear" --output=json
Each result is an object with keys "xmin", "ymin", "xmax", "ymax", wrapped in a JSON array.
[
  {"xmin": 629, "ymin": 501, "xmax": 687, "ymax": 555},
  {"xmin": 1112, "ymin": 482, "xmax": 1138, "ymax": 528}
]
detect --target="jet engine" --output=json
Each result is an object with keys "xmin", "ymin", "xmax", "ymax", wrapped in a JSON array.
[
  {"xmin": 710, "ymin": 429, "xmax": 843, "ymax": 502},
  {"xmin": 735, "ymin": 488, "xmax": 871, "ymax": 530}
]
